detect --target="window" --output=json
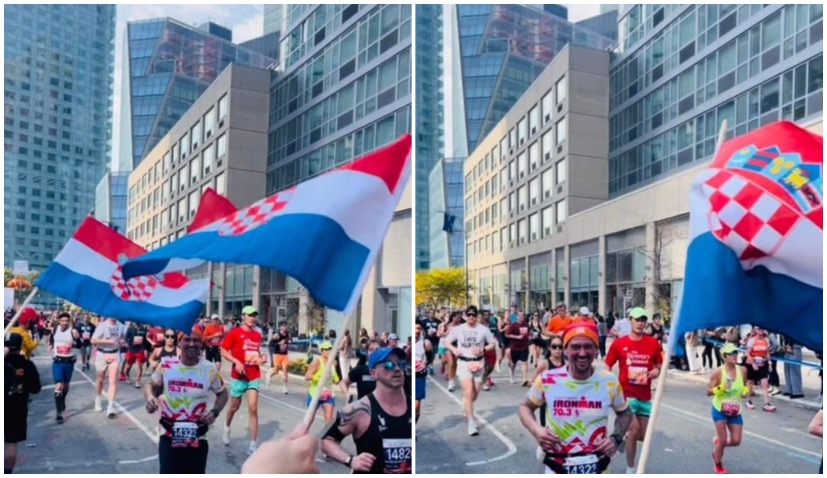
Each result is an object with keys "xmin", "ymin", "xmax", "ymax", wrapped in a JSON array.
[
  {"xmin": 202, "ymin": 143, "xmax": 214, "ymax": 175},
  {"xmin": 556, "ymin": 76, "xmax": 567, "ymax": 104},
  {"xmin": 517, "ymin": 117, "xmax": 527, "ymax": 145},
  {"xmin": 177, "ymin": 169, "xmax": 186, "ymax": 191},
  {"xmin": 216, "ymin": 172, "xmax": 226, "ymax": 195},
  {"xmin": 203, "ymin": 107, "xmax": 215, "ymax": 139},
  {"xmin": 217, "ymin": 134, "xmax": 227, "ymax": 158},
  {"xmin": 163, "ymin": 152, "xmax": 171, "ymax": 172},
  {"xmin": 188, "ymin": 190, "xmax": 200, "ymax": 218},
  {"xmin": 177, "ymin": 198, "xmax": 186, "ymax": 222},
  {"xmin": 529, "ymin": 141, "xmax": 539, "ymax": 170},
  {"xmin": 542, "ymin": 206, "xmax": 553, "ymax": 237},
  {"xmin": 518, "ymin": 185, "xmax": 527, "ymax": 212},
  {"xmin": 190, "ymin": 154, "xmax": 201, "ymax": 184},
  {"xmin": 509, "ymin": 160, "xmax": 516, "ymax": 182},
  {"xmin": 218, "ymin": 94, "xmax": 228, "ymax": 121},
  {"xmin": 556, "ymin": 118, "xmax": 567, "ymax": 145},
  {"xmin": 556, "ymin": 159, "xmax": 567, "ymax": 184},
  {"xmin": 529, "ymin": 105, "xmax": 540, "ymax": 134},
  {"xmin": 518, "ymin": 219, "xmax": 527, "ymax": 245},
  {"xmin": 542, "ymin": 130, "xmax": 553, "ymax": 160},
  {"xmin": 529, "ymin": 213, "xmax": 539, "ymax": 241},
  {"xmin": 509, "ymin": 192, "xmax": 516, "ymax": 213},
  {"xmin": 518, "ymin": 152, "xmax": 527, "ymax": 178},
  {"xmin": 181, "ymin": 132, "xmax": 189, "ymax": 157},
  {"xmin": 542, "ymin": 168, "xmax": 553, "ymax": 199},
  {"xmin": 190, "ymin": 121, "xmax": 201, "ymax": 151},
  {"xmin": 529, "ymin": 177, "xmax": 539, "ymax": 206},
  {"xmin": 555, "ymin": 199, "xmax": 567, "ymax": 224}
]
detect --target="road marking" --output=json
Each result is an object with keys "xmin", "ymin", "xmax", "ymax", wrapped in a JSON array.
[
  {"xmin": 118, "ymin": 455, "xmax": 158, "ymax": 465},
  {"xmin": 74, "ymin": 367, "xmax": 159, "ymax": 444},
  {"xmin": 41, "ymin": 380, "xmax": 88, "ymax": 390},
  {"xmin": 662, "ymin": 403, "xmax": 821, "ymax": 458},
  {"xmin": 786, "ymin": 452, "xmax": 821, "ymax": 465},
  {"xmin": 427, "ymin": 376, "xmax": 518, "ymax": 467}
]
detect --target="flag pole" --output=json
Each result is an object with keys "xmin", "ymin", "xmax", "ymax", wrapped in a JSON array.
[
  {"xmin": 4, "ymin": 287, "xmax": 40, "ymax": 335},
  {"xmin": 636, "ymin": 119, "xmax": 728, "ymax": 473}
]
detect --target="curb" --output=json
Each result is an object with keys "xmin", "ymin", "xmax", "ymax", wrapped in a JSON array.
[{"xmin": 667, "ymin": 369, "xmax": 822, "ymax": 412}]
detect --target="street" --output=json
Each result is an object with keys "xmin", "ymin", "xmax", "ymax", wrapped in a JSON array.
[
  {"xmin": 415, "ymin": 359, "xmax": 823, "ymax": 474},
  {"xmin": 13, "ymin": 348, "xmax": 354, "ymax": 474}
]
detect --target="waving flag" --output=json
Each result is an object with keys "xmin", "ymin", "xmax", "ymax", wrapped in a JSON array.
[
  {"xmin": 36, "ymin": 217, "xmax": 209, "ymax": 331},
  {"xmin": 188, "ymin": 188, "xmax": 238, "ymax": 232},
  {"xmin": 675, "ymin": 121, "xmax": 822, "ymax": 352},
  {"xmin": 123, "ymin": 134, "xmax": 412, "ymax": 313}
]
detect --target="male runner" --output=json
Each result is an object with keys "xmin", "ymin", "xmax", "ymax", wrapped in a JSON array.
[
  {"xmin": 145, "ymin": 328, "xmax": 228, "ymax": 473},
  {"xmin": 520, "ymin": 322, "xmax": 632, "ymax": 474},
  {"xmin": 446, "ymin": 306, "xmax": 496, "ymax": 436},
  {"xmin": 124, "ymin": 322, "xmax": 149, "ymax": 388},
  {"xmin": 422, "ymin": 310, "xmax": 442, "ymax": 371},
  {"xmin": 341, "ymin": 340, "xmax": 382, "ymax": 401},
  {"xmin": 204, "ymin": 315, "xmax": 225, "ymax": 370},
  {"xmin": 505, "ymin": 311, "xmax": 531, "ymax": 386},
  {"xmin": 482, "ymin": 309, "xmax": 499, "ymax": 390},
  {"xmin": 322, "ymin": 347, "xmax": 412, "ymax": 473},
  {"xmin": 49, "ymin": 312, "xmax": 80, "ymax": 423},
  {"xmin": 76, "ymin": 315, "xmax": 95, "ymax": 371},
  {"xmin": 544, "ymin": 304, "xmax": 571, "ymax": 338},
  {"xmin": 414, "ymin": 321, "xmax": 433, "ymax": 424},
  {"xmin": 744, "ymin": 327, "xmax": 776, "ymax": 412},
  {"xmin": 605, "ymin": 307, "xmax": 662, "ymax": 473},
  {"xmin": 221, "ymin": 305, "xmax": 265, "ymax": 454},
  {"xmin": 91, "ymin": 317, "xmax": 126, "ymax": 418},
  {"xmin": 266, "ymin": 321, "xmax": 292, "ymax": 394}
]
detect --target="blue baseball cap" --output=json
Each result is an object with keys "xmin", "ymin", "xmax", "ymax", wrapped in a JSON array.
[{"xmin": 368, "ymin": 347, "xmax": 406, "ymax": 369}]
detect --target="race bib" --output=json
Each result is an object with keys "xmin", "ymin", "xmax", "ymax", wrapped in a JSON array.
[
  {"xmin": 415, "ymin": 360, "xmax": 427, "ymax": 373},
  {"xmin": 519, "ymin": 327, "xmax": 528, "ymax": 337},
  {"xmin": 133, "ymin": 336, "xmax": 144, "ymax": 345},
  {"xmin": 721, "ymin": 401, "xmax": 741, "ymax": 416},
  {"xmin": 244, "ymin": 350, "xmax": 260, "ymax": 365},
  {"xmin": 171, "ymin": 422, "xmax": 199, "ymax": 448},
  {"xmin": 82, "ymin": 332, "xmax": 91, "ymax": 340},
  {"xmin": 628, "ymin": 366, "xmax": 649, "ymax": 386},
  {"xmin": 383, "ymin": 438, "xmax": 412, "ymax": 473},
  {"xmin": 562, "ymin": 454, "xmax": 599, "ymax": 474},
  {"xmin": 56, "ymin": 344, "xmax": 72, "ymax": 356},
  {"xmin": 753, "ymin": 357, "xmax": 765, "ymax": 365}
]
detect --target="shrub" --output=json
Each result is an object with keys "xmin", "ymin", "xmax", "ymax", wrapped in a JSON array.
[{"xmin": 288, "ymin": 358, "xmax": 309, "ymax": 375}]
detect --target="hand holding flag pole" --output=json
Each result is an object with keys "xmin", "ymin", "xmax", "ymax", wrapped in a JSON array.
[{"xmin": 636, "ymin": 119, "xmax": 729, "ymax": 474}]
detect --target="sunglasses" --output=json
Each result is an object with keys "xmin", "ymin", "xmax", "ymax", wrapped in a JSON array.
[
  {"xmin": 723, "ymin": 352, "xmax": 737, "ymax": 357},
  {"xmin": 380, "ymin": 360, "xmax": 408, "ymax": 371},
  {"xmin": 632, "ymin": 317, "xmax": 647, "ymax": 322},
  {"xmin": 321, "ymin": 347, "xmax": 333, "ymax": 352},
  {"xmin": 550, "ymin": 344, "xmax": 563, "ymax": 350},
  {"xmin": 165, "ymin": 334, "xmax": 176, "ymax": 338}
]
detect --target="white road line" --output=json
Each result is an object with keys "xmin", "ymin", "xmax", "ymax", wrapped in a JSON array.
[
  {"xmin": 74, "ymin": 367, "xmax": 159, "ymax": 444},
  {"xmin": 41, "ymin": 380, "xmax": 88, "ymax": 390},
  {"xmin": 118, "ymin": 455, "xmax": 158, "ymax": 465},
  {"xmin": 427, "ymin": 376, "xmax": 518, "ymax": 467},
  {"xmin": 661, "ymin": 403, "xmax": 821, "ymax": 458}
]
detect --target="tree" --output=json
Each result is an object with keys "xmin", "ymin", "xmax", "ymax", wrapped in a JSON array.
[{"xmin": 416, "ymin": 268, "xmax": 468, "ymax": 308}]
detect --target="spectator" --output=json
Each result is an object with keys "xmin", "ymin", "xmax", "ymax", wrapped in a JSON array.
[
  {"xmin": 5, "ymin": 333, "xmax": 42, "ymax": 474},
  {"xmin": 596, "ymin": 315, "xmax": 608, "ymax": 359},
  {"xmin": 808, "ymin": 409, "xmax": 822, "ymax": 474},
  {"xmin": 686, "ymin": 330, "xmax": 704, "ymax": 374},
  {"xmin": 8, "ymin": 307, "xmax": 40, "ymax": 359},
  {"xmin": 782, "ymin": 336, "xmax": 804, "ymax": 399}
]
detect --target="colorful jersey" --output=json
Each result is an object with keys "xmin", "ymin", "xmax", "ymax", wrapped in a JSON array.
[
  {"xmin": 712, "ymin": 365, "xmax": 745, "ymax": 416},
  {"xmin": 546, "ymin": 315, "xmax": 571, "ymax": 336},
  {"xmin": 747, "ymin": 337, "xmax": 770, "ymax": 365},
  {"xmin": 527, "ymin": 366, "xmax": 627, "ymax": 465},
  {"xmin": 204, "ymin": 324, "xmax": 224, "ymax": 347},
  {"xmin": 309, "ymin": 357, "xmax": 340, "ymax": 398},
  {"xmin": 153, "ymin": 357, "xmax": 224, "ymax": 441},
  {"xmin": 222, "ymin": 327, "xmax": 264, "ymax": 381},
  {"xmin": 605, "ymin": 335, "xmax": 663, "ymax": 402}
]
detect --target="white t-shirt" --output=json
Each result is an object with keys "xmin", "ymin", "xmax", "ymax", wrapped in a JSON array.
[
  {"xmin": 612, "ymin": 319, "xmax": 632, "ymax": 338},
  {"xmin": 92, "ymin": 321, "xmax": 125, "ymax": 352},
  {"xmin": 447, "ymin": 323, "xmax": 495, "ymax": 358}
]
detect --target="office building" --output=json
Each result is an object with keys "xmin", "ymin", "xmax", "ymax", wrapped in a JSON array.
[
  {"xmin": 429, "ymin": 158, "xmax": 465, "ymax": 269},
  {"xmin": 466, "ymin": 4, "xmax": 823, "ymax": 318},
  {"xmin": 94, "ymin": 171, "xmax": 130, "ymax": 234},
  {"xmin": 127, "ymin": 64, "xmax": 271, "ymax": 317},
  {"xmin": 4, "ymin": 5, "xmax": 116, "ymax": 272},
  {"xmin": 543, "ymin": 5, "xmax": 568, "ymax": 21},
  {"xmin": 122, "ymin": 18, "xmax": 274, "ymax": 169},
  {"xmin": 577, "ymin": 10, "xmax": 619, "ymax": 42},
  {"xmin": 265, "ymin": 4, "xmax": 412, "ymax": 337},
  {"xmin": 241, "ymin": 31, "xmax": 281, "ymax": 60},
  {"xmin": 415, "ymin": 5, "xmax": 445, "ymax": 270},
  {"xmin": 263, "ymin": 5, "xmax": 285, "ymax": 35}
]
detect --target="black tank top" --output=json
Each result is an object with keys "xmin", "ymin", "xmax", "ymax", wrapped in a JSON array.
[
  {"xmin": 159, "ymin": 347, "xmax": 177, "ymax": 359},
  {"xmin": 354, "ymin": 393, "xmax": 412, "ymax": 474}
]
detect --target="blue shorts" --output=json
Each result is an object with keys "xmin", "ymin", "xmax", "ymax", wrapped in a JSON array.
[
  {"xmin": 52, "ymin": 361, "xmax": 75, "ymax": 383},
  {"xmin": 306, "ymin": 394, "xmax": 336, "ymax": 409},
  {"xmin": 711, "ymin": 406, "xmax": 744, "ymax": 425},
  {"xmin": 415, "ymin": 376, "xmax": 426, "ymax": 400}
]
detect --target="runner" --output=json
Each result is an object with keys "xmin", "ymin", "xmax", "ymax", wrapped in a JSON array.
[
  {"xmin": 414, "ymin": 321, "xmax": 433, "ymax": 424},
  {"xmin": 266, "ymin": 321, "xmax": 292, "ymax": 394},
  {"xmin": 149, "ymin": 329, "xmax": 181, "ymax": 371},
  {"xmin": 604, "ymin": 307, "xmax": 663, "ymax": 474},
  {"xmin": 439, "ymin": 311, "xmax": 463, "ymax": 391},
  {"xmin": 49, "ymin": 312, "xmax": 80, "ymax": 423},
  {"xmin": 744, "ymin": 326, "xmax": 776, "ymax": 412},
  {"xmin": 531, "ymin": 335, "xmax": 565, "ymax": 461},
  {"xmin": 76, "ymin": 315, "xmax": 95, "ymax": 371},
  {"xmin": 341, "ymin": 340, "xmax": 382, "ymax": 401},
  {"xmin": 498, "ymin": 310, "xmax": 512, "ymax": 371},
  {"xmin": 544, "ymin": 304, "xmax": 571, "ymax": 338},
  {"xmin": 204, "ymin": 314, "xmax": 225, "ymax": 371},
  {"xmin": 91, "ymin": 317, "xmax": 126, "ymax": 418},
  {"xmin": 422, "ymin": 310, "xmax": 442, "ymax": 373},
  {"xmin": 445, "ymin": 306, "xmax": 496, "ymax": 436},
  {"xmin": 305, "ymin": 340, "xmax": 340, "ymax": 423},
  {"xmin": 519, "ymin": 322, "xmax": 632, "ymax": 474},
  {"xmin": 145, "ymin": 328, "xmax": 229, "ymax": 474},
  {"xmin": 529, "ymin": 313, "xmax": 545, "ymax": 367},
  {"xmin": 482, "ymin": 309, "xmax": 499, "ymax": 390},
  {"xmin": 708, "ymin": 343, "xmax": 749, "ymax": 474},
  {"xmin": 322, "ymin": 347, "xmax": 412, "ymax": 473},
  {"xmin": 124, "ymin": 321, "xmax": 149, "ymax": 388},
  {"xmin": 505, "ymin": 311, "xmax": 531, "ymax": 386},
  {"xmin": 221, "ymin": 305, "xmax": 265, "ymax": 454}
]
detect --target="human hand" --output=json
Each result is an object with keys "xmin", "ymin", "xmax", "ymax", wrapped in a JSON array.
[
  {"xmin": 235, "ymin": 362, "xmax": 247, "ymax": 376},
  {"xmin": 350, "ymin": 453, "xmax": 377, "ymax": 472},
  {"xmin": 592, "ymin": 437, "xmax": 618, "ymax": 457},
  {"xmin": 146, "ymin": 396, "xmax": 159, "ymax": 414},
  {"xmin": 241, "ymin": 423, "xmax": 319, "ymax": 474},
  {"xmin": 198, "ymin": 410, "xmax": 217, "ymax": 426},
  {"xmin": 534, "ymin": 426, "xmax": 563, "ymax": 451}
]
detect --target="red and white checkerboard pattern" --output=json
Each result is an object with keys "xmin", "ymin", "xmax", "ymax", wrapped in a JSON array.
[
  {"xmin": 110, "ymin": 265, "xmax": 158, "ymax": 302},
  {"xmin": 217, "ymin": 192, "xmax": 290, "ymax": 236},
  {"xmin": 702, "ymin": 169, "xmax": 801, "ymax": 262}
]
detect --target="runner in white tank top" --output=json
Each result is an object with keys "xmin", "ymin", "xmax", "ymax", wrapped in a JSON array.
[{"xmin": 49, "ymin": 312, "xmax": 80, "ymax": 423}]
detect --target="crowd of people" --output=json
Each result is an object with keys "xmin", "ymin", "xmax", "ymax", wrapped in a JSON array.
[
  {"xmin": 414, "ymin": 303, "xmax": 822, "ymax": 474},
  {"xmin": 4, "ymin": 305, "xmax": 413, "ymax": 474}
]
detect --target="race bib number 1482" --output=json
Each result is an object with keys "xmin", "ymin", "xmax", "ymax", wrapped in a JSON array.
[{"xmin": 383, "ymin": 438, "xmax": 412, "ymax": 473}]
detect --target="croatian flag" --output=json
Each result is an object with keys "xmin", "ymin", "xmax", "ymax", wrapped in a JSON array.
[
  {"xmin": 122, "ymin": 134, "xmax": 412, "ymax": 313},
  {"xmin": 675, "ymin": 121, "xmax": 822, "ymax": 352},
  {"xmin": 36, "ymin": 217, "xmax": 210, "ymax": 331}
]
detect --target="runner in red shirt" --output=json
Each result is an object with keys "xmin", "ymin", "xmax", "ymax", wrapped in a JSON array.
[
  {"xmin": 221, "ymin": 306, "xmax": 265, "ymax": 455},
  {"xmin": 605, "ymin": 307, "xmax": 662, "ymax": 474}
]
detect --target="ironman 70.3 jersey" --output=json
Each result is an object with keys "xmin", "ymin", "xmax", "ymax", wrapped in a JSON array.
[{"xmin": 527, "ymin": 367, "xmax": 627, "ymax": 456}]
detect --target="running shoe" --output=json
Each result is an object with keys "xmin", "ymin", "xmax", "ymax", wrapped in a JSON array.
[
  {"xmin": 487, "ymin": 378, "xmax": 495, "ymax": 387},
  {"xmin": 482, "ymin": 383, "xmax": 490, "ymax": 391},
  {"xmin": 56, "ymin": 413, "xmax": 64, "ymax": 424},
  {"xmin": 282, "ymin": 384, "xmax": 288, "ymax": 395},
  {"xmin": 223, "ymin": 425, "xmax": 231, "ymax": 445},
  {"xmin": 94, "ymin": 396, "xmax": 102, "ymax": 412},
  {"xmin": 107, "ymin": 405, "xmax": 116, "ymax": 419},
  {"xmin": 134, "ymin": 381, "xmax": 141, "ymax": 389},
  {"xmin": 745, "ymin": 400, "xmax": 755, "ymax": 410},
  {"xmin": 467, "ymin": 421, "xmax": 479, "ymax": 436},
  {"xmin": 119, "ymin": 373, "xmax": 127, "ymax": 382},
  {"xmin": 447, "ymin": 381, "xmax": 455, "ymax": 392},
  {"xmin": 265, "ymin": 374, "xmax": 271, "ymax": 387},
  {"xmin": 521, "ymin": 380, "xmax": 529, "ymax": 387},
  {"xmin": 247, "ymin": 441, "xmax": 257, "ymax": 455},
  {"xmin": 762, "ymin": 403, "xmax": 776, "ymax": 412},
  {"xmin": 714, "ymin": 463, "xmax": 729, "ymax": 474}
]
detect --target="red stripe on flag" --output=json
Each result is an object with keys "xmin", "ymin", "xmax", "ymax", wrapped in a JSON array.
[
  {"xmin": 73, "ymin": 217, "xmax": 146, "ymax": 264},
  {"xmin": 338, "ymin": 134, "xmax": 410, "ymax": 194},
  {"xmin": 188, "ymin": 188, "xmax": 238, "ymax": 232}
]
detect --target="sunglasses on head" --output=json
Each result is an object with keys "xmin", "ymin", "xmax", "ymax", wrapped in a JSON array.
[{"xmin": 380, "ymin": 360, "xmax": 407, "ymax": 371}]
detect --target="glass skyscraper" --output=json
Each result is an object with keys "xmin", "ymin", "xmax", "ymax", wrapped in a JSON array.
[
  {"xmin": 608, "ymin": 4, "xmax": 823, "ymax": 196},
  {"xmin": 4, "ymin": 4, "xmax": 116, "ymax": 271},
  {"xmin": 415, "ymin": 5, "xmax": 444, "ymax": 270},
  {"xmin": 123, "ymin": 18, "xmax": 274, "ymax": 168},
  {"xmin": 455, "ymin": 4, "xmax": 615, "ymax": 152},
  {"xmin": 94, "ymin": 171, "xmax": 129, "ymax": 234},
  {"xmin": 263, "ymin": 5, "xmax": 285, "ymax": 35},
  {"xmin": 429, "ymin": 158, "xmax": 465, "ymax": 269}
]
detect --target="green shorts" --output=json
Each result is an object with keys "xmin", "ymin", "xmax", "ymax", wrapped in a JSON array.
[
  {"xmin": 629, "ymin": 398, "xmax": 652, "ymax": 417},
  {"xmin": 230, "ymin": 379, "xmax": 261, "ymax": 398}
]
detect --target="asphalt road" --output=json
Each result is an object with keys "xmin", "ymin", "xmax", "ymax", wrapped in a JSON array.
[
  {"xmin": 13, "ymin": 351, "xmax": 355, "ymax": 474},
  {"xmin": 415, "ymin": 359, "xmax": 823, "ymax": 474}
]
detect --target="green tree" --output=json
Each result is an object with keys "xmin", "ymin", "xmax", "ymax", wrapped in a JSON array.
[{"xmin": 416, "ymin": 268, "xmax": 468, "ymax": 308}]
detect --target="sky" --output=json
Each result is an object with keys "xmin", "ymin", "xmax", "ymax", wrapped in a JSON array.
[{"xmin": 566, "ymin": 4, "xmax": 604, "ymax": 22}]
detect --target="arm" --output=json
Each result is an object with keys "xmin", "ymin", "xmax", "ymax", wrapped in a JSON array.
[
  {"xmin": 483, "ymin": 329, "xmax": 496, "ymax": 352},
  {"xmin": 604, "ymin": 341, "xmax": 618, "ymax": 369},
  {"xmin": 26, "ymin": 361, "xmax": 42, "ymax": 395},
  {"xmin": 305, "ymin": 358, "xmax": 319, "ymax": 381},
  {"xmin": 321, "ymin": 400, "xmax": 375, "ymax": 471},
  {"xmin": 808, "ymin": 410, "xmax": 823, "ymax": 437},
  {"xmin": 706, "ymin": 368, "xmax": 723, "ymax": 396},
  {"xmin": 145, "ymin": 368, "xmax": 164, "ymax": 413}
]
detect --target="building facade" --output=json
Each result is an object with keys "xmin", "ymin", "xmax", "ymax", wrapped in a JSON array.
[
  {"xmin": 122, "ymin": 18, "xmax": 274, "ymax": 169},
  {"xmin": 264, "ymin": 5, "xmax": 285, "ymax": 35},
  {"xmin": 94, "ymin": 171, "xmax": 129, "ymax": 234},
  {"xmin": 4, "ymin": 5, "xmax": 116, "ymax": 272},
  {"xmin": 414, "ymin": 4, "xmax": 445, "ymax": 270},
  {"xmin": 127, "ymin": 64, "xmax": 271, "ymax": 319},
  {"xmin": 429, "ymin": 158, "xmax": 465, "ymax": 269},
  {"xmin": 265, "ymin": 4, "xmax": 413, "ymax": 337},
  {"xmin": 464, "ymin": 46, "xmax": 611, "ymax": 311}
]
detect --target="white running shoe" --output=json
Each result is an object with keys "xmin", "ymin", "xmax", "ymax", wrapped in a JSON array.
[
  {"xmin": 223, "ymin": 424, "xmax": 231, "ymax": 446},
  {"xmin": 94, "ymin": 396, "xmax": 102, "ymax": 412},
  {"xmin": 106, "ymin": 404, "xmax": 116, "ymax": 418},
  {"xmin": 447, "ymin": 380, "xmax": 455, "ymax": 392},
  {"xmin": 247, "ymin": 441, "xmax": 257, "ymax": 455},
  {"xmin": 282, "ymin": 384, "xmax": 288, "ymax": 395},
  {"xmin": 626, "ymin": 467, "xmax": 637, "ymax": 474},
  {"xmin": 467, "ymin": 421, "xmax": 479, "ymax": 436},
  {"xmin": 265, "ymin": 374, "xmax": 271, "ymax": 387}
]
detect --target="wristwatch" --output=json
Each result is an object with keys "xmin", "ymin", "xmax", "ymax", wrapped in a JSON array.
[{"xmin": 345, "ymin": 455, "xmax": 354, "ymax": 468}]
